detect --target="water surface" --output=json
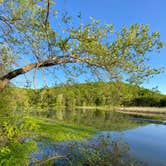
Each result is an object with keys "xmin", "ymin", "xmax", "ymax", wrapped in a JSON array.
[
  {"xmin": 33, "ymin": 107, "xmax": 166, "ymax": 166},
  {"xmin": 102, "ymin": 124, "xmax": 166, "ymax": 166}
]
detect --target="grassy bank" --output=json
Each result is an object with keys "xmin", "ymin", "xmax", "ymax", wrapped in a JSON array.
[{"xmin": 35, "ymin": 118, "xmax": 98, "ymax": 141}]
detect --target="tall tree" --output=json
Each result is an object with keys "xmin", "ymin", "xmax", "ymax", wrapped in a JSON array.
[{"xmin": 0, "ymin": 0, "xmax": 164, "ymax": 89}]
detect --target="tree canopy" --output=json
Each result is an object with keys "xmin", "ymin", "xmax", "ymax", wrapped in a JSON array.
[{"xmin": 0, "ymin": 0, "xmax": 164, "ymax": 89}]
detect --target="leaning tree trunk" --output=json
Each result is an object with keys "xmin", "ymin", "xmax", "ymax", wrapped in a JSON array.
[
  {"xmin": 0, "ymin": 63, "xmax": 37, "ymax": 90},
  {"xmin": 0, "ymin": 56, "xmax": 88, "ymax": 90},
  {"xmin": 0, "ymin": 78, "xmax": 9, "ymax": 90}
]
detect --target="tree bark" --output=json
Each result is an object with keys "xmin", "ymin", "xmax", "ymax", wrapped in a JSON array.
[{"xmin": 0, "ymin": 78, "xmax": 9, "ymax": 90}]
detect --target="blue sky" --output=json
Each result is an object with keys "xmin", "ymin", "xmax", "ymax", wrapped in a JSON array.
[
  {"xmin": 57, "ymin": 0, "xmax": 166, "ymax": 93},
  {"xmin": 13, "ymin": 0, "xmax": 166, "ymax": 94}
]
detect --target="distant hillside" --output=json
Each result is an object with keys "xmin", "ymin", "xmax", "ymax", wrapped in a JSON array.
[{"xmin": 28, "ymin": 82, "xmax": 166, "ymax": 107}]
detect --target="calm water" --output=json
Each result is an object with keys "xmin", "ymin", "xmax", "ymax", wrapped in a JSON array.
[
  {"xmin": 102, "ymin": 124, "xmax": 166, "ymax": 166},
  {"xmin": 33, "ymin": 108, "xmax": 166, "ymax": 166}
]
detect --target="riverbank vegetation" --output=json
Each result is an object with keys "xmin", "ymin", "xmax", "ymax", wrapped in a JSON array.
[
  {"xmin": 1, "ymin": 83, "xmax": 150, "ymax": 165},
  {"xmin": 6, "ymin": 81, "xmax": 166, "ymax": 108},
  {"xmin": 1, "ymin": 81, "xmax": 165, "ymax": 165}
]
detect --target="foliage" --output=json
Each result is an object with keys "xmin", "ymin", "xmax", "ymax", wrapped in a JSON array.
[
  {"xmin": 0, "ymin": 85, "xmax": 144, "ymax": 165},
  {"xmin": 0, "ymin": 83, "xmax": 155, "ymax": 165},
  {"xmin": 0, "ymin": 0, "xmax": 165, "ymax": 165},
  {"xmin": 0, "ymin": 140, "xmax": 36, "ymax": 166},
  {"xmin": 0, "ymin": 88, "xmax": 38, "ymax": 165},
  {"xmin": 2, "ymin": 82, "xmax": 165, "ymax": 109},
  {"xmin": 0, "ymin": 115, "xmax": 38, "ymax": 165},
  {"xmin": 0, "ymin": 87, "xmax": 30, "ymax": 115},
  {"xmin": 0, "ymin": 0, "xmax": 164, "ymax": 89},
  {"xmin": 122, "ymin": 87, "xmax": 166, "ymax": 107},
  {"xmin": 31, "ymin": 82, "xmax": 166, "ymax": 107}
]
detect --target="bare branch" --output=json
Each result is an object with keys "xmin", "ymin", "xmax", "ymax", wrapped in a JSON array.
[{"xmin": 45, "ymin": 0, "xmax": 50, "ymax": 27}]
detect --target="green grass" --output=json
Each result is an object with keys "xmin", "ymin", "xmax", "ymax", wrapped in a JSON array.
[{"xmin": 35, "ymin": 118, "xmax": 98, "ymax": 141}]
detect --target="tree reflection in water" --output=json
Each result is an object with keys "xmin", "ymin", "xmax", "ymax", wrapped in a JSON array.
[{"xmin": 32, "ymin": 133, "xmax": 145, "ymax": 166}]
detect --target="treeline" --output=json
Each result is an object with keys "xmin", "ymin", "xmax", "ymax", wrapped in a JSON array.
[
  {"xmin": 1, "ymin": 82, "xmax": 166, "ymax": 109},
  {"xmin": 28, "ymin": 82, "xmax": 166, "ymax": 107}
]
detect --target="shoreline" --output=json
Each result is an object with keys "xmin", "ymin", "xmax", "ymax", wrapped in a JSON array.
[{"xmin": 75, "ymin": 106, "xmax": 166, "ymax": 118}]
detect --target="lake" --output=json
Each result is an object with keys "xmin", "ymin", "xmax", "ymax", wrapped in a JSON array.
[
  {"xmin": 103, "ymin": 124, "xmax": 166, "ymax": 166},
  {"xmin": 32, "ymin": 107, "xmax": 166, "ymax": 166}
]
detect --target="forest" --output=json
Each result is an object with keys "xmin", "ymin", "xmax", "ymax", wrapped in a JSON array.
[{"xmin": 2, "ymin": 82, "xmax": 165, "ymax": 110}]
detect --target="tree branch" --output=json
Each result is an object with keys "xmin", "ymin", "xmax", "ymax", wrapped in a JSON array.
[{"xmin": 0, "ymin": 55, "xmax": 92, "ymax": 89}]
